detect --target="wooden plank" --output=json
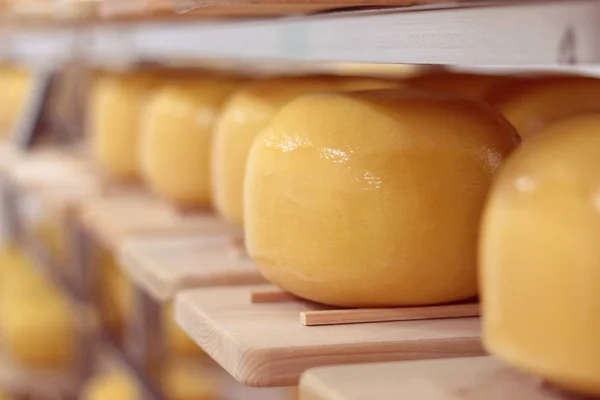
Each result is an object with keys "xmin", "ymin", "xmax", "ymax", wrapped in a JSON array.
[
  {"xmin": 175, "ymin": 285, "xmax": 484, "ymax": 387},
  {"xmin": 79, "ymin": 189, "xmax": 236, "ymax": 250},
  {"xmin": 119, "ymin": 234, "xmax": 266, "ymax": 302},
  {"xmin": 300, "ymin": 357, "xmax": 592, "ymax": 400},
  {"xmin": 301, "ymin": 302, "xmax": 480, "ymax": 326}
]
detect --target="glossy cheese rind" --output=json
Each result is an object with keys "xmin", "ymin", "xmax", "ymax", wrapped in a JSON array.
[
  {"xmin": 481, "ymin": 113, "xmax": 600, "ymax": 397},
  {"xmin": 212, "ymin": 76, "xmax": 398, "ymax": 227},
  {"xmin": 246, "ymin": 89, "xmax": 518, "ymax": 307},
  {"xmin": 89, "ymin": 73, "xmax": 156, "ymax": 181},
  {"xmin": 490, "ymin": 76, "xmax": 600, "ymax": 138},
  {"xmin": 140, "ymin": 80, "xmax": 238, "ymax": 207}
]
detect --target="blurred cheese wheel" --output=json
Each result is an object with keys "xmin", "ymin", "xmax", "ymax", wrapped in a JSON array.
[
  {"xmin": 406, "ymin": 72, "xmax": 509, "ymax": 99},
  {"xmin": 82, "ymin": 371, "xmax": 140, "ymax": 400},
  {"xmin": 212, "ymin": 75, "xmax": 398, "ymax": 227},
  {"xmin": 246, "ymin": 89, "xmax": 518, "ymax": 307},
  {"xmin": 481, "ymin": 113, "xmax": 600, "ymax": 397},
  {"xmin": 141, "ymin": 79, "xmax": 239, "ymax": 207},
  {"xmin": 490, "ymin": 76, "xmax": 600, "ymax": 138},
  {"xmin": 163, "ymin": 303, "xmax": 204, "ymax": 356},
  {"xmin": 89, "ymin": 73, "xmax": 156, "ymax": 181},
  {"xmin": 0, "ymin": 67, "xmax": 32, "ymax": 138},
  {"xmin": 161, "ymin": 362, "xmax": 217, "ymax": 400},
  {"xmin": 1, "ymin": 290, "xmax": 75, "ymax": 368}
]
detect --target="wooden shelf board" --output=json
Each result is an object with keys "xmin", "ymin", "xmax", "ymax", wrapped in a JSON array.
[
  {"xmin": 175, "ymin": 285, "xmax": 484, "ymax": 387},
  {"xmin": 119, "ymin": 233, "xmax": 266, "ymax": 302},
  {"xmin": 79, "ymin": 189, "xmax": 235, "ymax": 250},
  {"xmin": 300, "ymin": 356, "xmax": 593, "ymax": 400}
]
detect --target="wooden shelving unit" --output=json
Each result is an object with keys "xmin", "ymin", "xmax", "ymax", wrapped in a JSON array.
[{"xmin": 1, "ymin": 1, "xmax": 599, "ymax": 399}]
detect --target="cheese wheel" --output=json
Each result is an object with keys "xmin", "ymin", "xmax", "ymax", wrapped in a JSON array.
[
  {"xmin": 490, "ymin": 76, "xmax": 600, "ymax": 138},
  {"xmin": 407, "ymin": 72, "xmax": 509, "ymax": 100},
  {"xmin": 0, "ymin": 67, "xmax": 32, "ymax": 137},
  {"xmin": 481, "ymin": 113, "xmax": 600, "ymax": 397},
  {"xmin": 89, "ymin": 73, "xmax": 156, "ymax": 181},
  {"xmin": 161, "ymin": 361, "xmax": 217, "ymax": 400},
  {"xmin": 82, "ymin": 371, "xmax": 140, "ymax": 400},
  {"xmin": 140, "ymin": 79, "xmax": 239, "ymax": 207},
  {"xmin": 212, "ymin": 76, "xmax": 398, "ymax": 227},
  {"xmin": 246, "ymin": 89, "xmax": 518, "ymax": 307},
  {"xmin": 0, "ymin": 289, "xmax": 75, "ymax": 368}
]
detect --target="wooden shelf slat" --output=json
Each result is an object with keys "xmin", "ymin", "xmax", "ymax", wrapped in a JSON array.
[
  {"xmin": 118, "ymin": 234, "xmax": 266, "ymax": 302},
  {"xmin": 80, "ymin": 190, "xmax": 236, "ymax": 250},
  {"xmin": 175, "ymin": 285, "xmax": 484, "ymax": 387},
  {"xmin": 300, "ymin": 356, "xmax": 593, "ymax": 400}
]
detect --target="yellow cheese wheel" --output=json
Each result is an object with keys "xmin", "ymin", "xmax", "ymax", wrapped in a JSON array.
[
  {"xmin": 212, "ymin": 76, "xmax": 398, "ymax": 227},
  {"xmin": 246, "ymin": 89, "xmax": 518, "ymax": 307},
  {"xmin": 89, "ymin": 73, "xmax": 156, "ymax": 181},
  {"xmin": 490, "ymin": 76, "xmax": 600, "ymax": 138},
  {"xmin": 0, "ymin": 290, "xmax": 75, "ymax": 368},
  {"xmin": 163, "ymin": 303, "xmax": 204, "ymax": 357},
  {"xmin": 140, "ymin": 79, "xmax": 239, "ymax": 207},
  {"xmin": 0, "ymin": 67, "xmax": 32, "ymax": 137},
  {"xmin": 480, "ymin": 113, "xmax": 600, "ymax": 397},
  {"xmin": 161, "ymin": 361, "xmax": 216, "ymax": 400},
  {"xmin": 82, "ymin": 371, "xmax": 140, "ymax": 400},
  {"xmin": 406, "ymin": 72, "xmax": 510, "ymax": 99}
]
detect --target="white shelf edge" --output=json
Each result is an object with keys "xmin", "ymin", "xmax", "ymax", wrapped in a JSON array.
[{"xmin": 2, "ymin": 0, "xmax": 600, "ymax": 66}]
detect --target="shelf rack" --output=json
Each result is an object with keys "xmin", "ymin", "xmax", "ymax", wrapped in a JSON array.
[
  {"xmin": 2, "ymin": 1, "xmax": 600, "ymax": 67},
  {"xmin": 299, "ymin": 356, "xmax": 593, "ymax": 400}
]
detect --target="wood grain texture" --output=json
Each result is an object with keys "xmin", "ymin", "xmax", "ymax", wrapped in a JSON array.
[
  {"xmin": 300, "ymin": 357, "xmax": 593, "ymax": 400},
  {"xmin": 301, "ymin": 302, "xmax": 480, "ymax": 326},
  {"xmin": 79, "ymin": 189, "xmax": 236, "ymax": 249},
  {"xmin": 175, "ymin": 285, "xmax": 484, "ymax": 387},
  {"xmin": 118, "ymin": 234, "xmax": 266, "ymax": 302}
]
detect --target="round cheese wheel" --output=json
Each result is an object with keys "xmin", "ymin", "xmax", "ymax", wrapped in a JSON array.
[
  {"xmin": 245, "ymin": 89, "xmax": 518, "ymax": 307},
  {"xmin": 0, "ymin": 290, "xmax": 75, "ymax": 368},
  {"xmin": 406, "ymin": 72, "xmax": 509, "ymax": 99},
  {"xmin": 212, "ymin": 76, "xmax": 398, "ymax": 227},
  {"xmin": 481, "ymin": 113, "xmax": 600, "ymax": 397},
  {"xmin": 140, "ymin": 79, "xmax": 239, "ymax": 207},
  {"xmin": 88, "ymin": 73, "xmax": 156, "ymax": 181},
  {"xmin": 0, "ymin": 67, "xmax": 31, "ymax": 138},
  {"xmin": 82, "ymin": 371, "xmax": 140, "ymax": 400},
  {"xmin": 490, "ymin": 76, "xmax": 600, "ymax": 138}
]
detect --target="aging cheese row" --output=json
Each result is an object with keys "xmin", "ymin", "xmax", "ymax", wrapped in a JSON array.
[{"xmin": 86, "ymin": 70, "xmax": 600, "ymax": 396}]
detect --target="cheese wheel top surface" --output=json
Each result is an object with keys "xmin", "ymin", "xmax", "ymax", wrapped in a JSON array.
[
  {"xmin": 481, "ymin": 113, "xmax": 600, "ymax": 397},
  {"xmin": 246, "ymin": 89, "xmax": 518, "ymax": 307},
  {"xmin": 212, "ymin": 75, "xmax": 398, "ymax": 227},
  {"xmin": 490, "ymin": 76, "xmax": 600, "ymax": 138}
]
